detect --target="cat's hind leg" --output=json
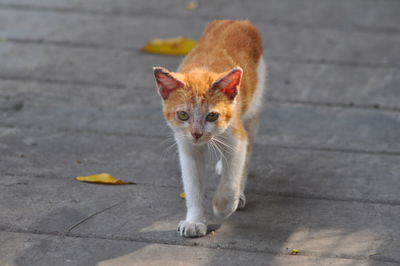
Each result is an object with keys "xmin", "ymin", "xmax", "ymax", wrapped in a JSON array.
[
  {"xmin": 239, "ymin": 57, "xmax": 265, "ymax": 209},
  {"xmin": 238, "ymin": 112, "xmax": 260, "ymax": 210}
]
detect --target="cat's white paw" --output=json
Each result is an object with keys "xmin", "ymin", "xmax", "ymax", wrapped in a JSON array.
[
  {"xmin": 237, "ymin": 193, "xmax": 246, "ymax": 209},
  {"xmin": 215, "ymin": 160, "xmax": 222, "ymax": 175},
  {"xmin": 177, "ymin": 220, "xmax": 207, "ymax": 238},
  {"xmin": 213, "ymin": 196, "xmax": 238, "ymax": 219}
]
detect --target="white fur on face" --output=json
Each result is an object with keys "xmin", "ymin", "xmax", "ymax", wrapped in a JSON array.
[{"xmin": 168, "ymin": 102, "xmax": 230, "ymax": 145}]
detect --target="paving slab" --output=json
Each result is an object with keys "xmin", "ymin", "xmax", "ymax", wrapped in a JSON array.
[
  {"xmin": 1, "ymin": 44, "xmax": 400, "ymax": 109},
  {"xmin": 1, "ymin": 82, "xmax": 400, "ymax": 154},
  {"xmin": 1, "ymin": 9, "xmax": 400, "ymax": 66},
  {"xmin": 0, "ymin": 43, "xmax": 179, "ymax": 88},
  {"xmin": 2, "ymin": 232, "xmax": 388, "ymax": 266},
  {"xmin": 0, "ymin": 0, "xmax": 399, "ymax": 31},
  {"xmin": 1, "ymin": 127, "xmax": 400, "ymax": 205},
  {"xmin": 0, "ymin": 177, "xmax": 399, "ymax": 264},
  {"xmin": 267, "ymin": 62, "xmax": 400, "ymax": 110}
]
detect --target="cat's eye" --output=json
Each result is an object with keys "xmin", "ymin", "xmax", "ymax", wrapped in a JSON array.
[
  {"xmin": 177, "ymin": 111, "xmax": 190, "ymax": 121},
  {"xmin": 206, "ymin": 112, "xmax": 219, "ymax": 122}
]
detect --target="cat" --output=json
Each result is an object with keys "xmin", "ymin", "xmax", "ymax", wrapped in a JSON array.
[{"xmin": 153, "ymin": 20, "xmax": 265, "ymax": 237}]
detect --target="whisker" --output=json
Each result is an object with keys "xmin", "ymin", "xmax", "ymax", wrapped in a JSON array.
[
  {"xmin": 213, "ymin": 135, "xmax": 233, "ymax": 147},
  {"xmin": 162, "ymin": 142, "xmax": 177, "ymax": 158},
  {"xmin": 206, "ymin": 142, "xmax": 213, "ymax": 160},
  {"xmin": 211, "ymin": 138, "xmax": 228, "ymax": 166},
  {"xmin": 161, "ymin": 132, "xmax": 185, "ymax": 158},
  {"xmin": 213, "ymin": 136, "xmax": 235, "ymax": 154},
  {"xmin": 207, "ymin": 139, "xmax": 218, "ymax": 161}
]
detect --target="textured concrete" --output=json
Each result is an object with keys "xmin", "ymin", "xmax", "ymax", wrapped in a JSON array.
[
  {"xmin": 0, "ymin": 0, "xmax": 400, "ymax": 30},
  {"xmin": 1, "ymin": 177, "xmax": 400, "ymax": 263},
  {"xmin": 1, "ymin": 9, "xmax": 400, "ymax": 66},
  {"xmin": 1, "ymin": 126, "xmax": 400, "ymax": 204},
  {"xmin": 1, "ymin": 86, "xmax": 400, "ymax": 153},
  {"xmin": 1, "ymin": 43, "xmax": 400, "ymax": 109},
  {"xmin": 1, "ymin": 0, "xmax": 400, "ymax": 265},
  {"xmin": 3, "ymin": 232, "xmax": 392, "ymax": 266},
  {"xmin": 0, "ymin": 7, "xmax": 400, "ymax": 109}
]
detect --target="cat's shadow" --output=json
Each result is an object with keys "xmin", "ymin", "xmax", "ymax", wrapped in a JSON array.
[
  {"xmin": 206, "ymin": 223, "xmax": 221, "ymax": 234},
  {"xmin": 204, "ymin": 197, "xmax": 257, "ymax": 235}
]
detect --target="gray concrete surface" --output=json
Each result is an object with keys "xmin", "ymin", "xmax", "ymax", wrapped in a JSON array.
[{"xmin": 1, "ymin": 0, "xmax": 400, "ymax": 265}]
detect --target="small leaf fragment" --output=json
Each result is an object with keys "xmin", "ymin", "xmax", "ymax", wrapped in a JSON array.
[
  {"xmin": 290, "ymin": 249, "xmax": 299, "ymax": 255},
  {"xmin": 76, "ymin": 173, "xmax": 135, "ymax": 185},
  {"xmin": 369, "ymin": 252, "xmax": 381, "ymax": 256},
  {"xmin": 211, "ymin": 231, "xmax": 216, "ymax": 236},
  {"xmin": 179, "ymin": 192, "xmax": 186, "ymax": 199},
  {"xmin": 142, "ymin": 37, "xmax": 197, "ymax": 56},
  {"xmin": 186, "ymin": 1, "xmax": 199, "ymax": 10}
]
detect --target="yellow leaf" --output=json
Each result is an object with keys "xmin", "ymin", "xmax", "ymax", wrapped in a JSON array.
[
  {"xmin": 186, "ymin": 1, "xmax": 199, "ymax": 10},
  {"xmin": 179, "ymin": 192, "xmax": 186, "ymax": 199},
  {"xmin": 211, "ymin": 231, "xmax": 216, "ymax": 236},
  {"xmin": 76, "ymin": 173, "xmax": 135, "ymax": 185},
  {"xmin": 142, "ymin": 37, "xmax": 197, "ymax": 56},
  {"xmin": 290, "ymin": 249, "xmax": 299, "ymax": 255}
]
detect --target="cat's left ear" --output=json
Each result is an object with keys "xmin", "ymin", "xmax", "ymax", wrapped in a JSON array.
[
  {"xmin": 211, "ymin": 67, "xmax": 243, "ymax": 101},
  {"xmin": 153, "ymin": 66, "xmax": 185, "ymax": 100}
]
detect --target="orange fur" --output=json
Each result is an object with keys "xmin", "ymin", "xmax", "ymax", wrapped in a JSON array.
[
  {"xmin": 180, "ymin": 20, "xmax": 262, "ymax": 112},
  {"xmin": 158, "ymin": 20, "xmax": 262, "ymax": 140}
]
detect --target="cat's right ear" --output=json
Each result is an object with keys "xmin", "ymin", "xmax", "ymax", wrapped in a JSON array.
[{"xmin": 153, "ymin": 67, "xmax": 185, "ymax": 100}]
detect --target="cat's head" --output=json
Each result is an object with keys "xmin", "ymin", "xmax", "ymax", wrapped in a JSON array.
[{"xmin": 153, "ymin": 66, "xmax": 242, "ymax": 145}]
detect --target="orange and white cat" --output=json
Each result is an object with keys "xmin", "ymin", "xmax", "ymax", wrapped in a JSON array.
[{"xmin": 153, "ymin": 20, "xmax": 265, "ymax": 237}]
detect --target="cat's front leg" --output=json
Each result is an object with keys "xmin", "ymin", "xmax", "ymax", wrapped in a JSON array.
[
  {"xmin": 213, "ymin": 134, "xmax": 248, "ymax": 219},
  {"xmin": 176, "ymin": 137, "xmax": 207, "ymax": 237}
]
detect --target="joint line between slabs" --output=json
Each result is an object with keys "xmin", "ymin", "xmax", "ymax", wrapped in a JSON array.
[
  {"xmin": 0, "ymin": 3, "xmax": 400, "ymax": 35},
  {"xmin": 0, "ymin": 228, "xmax": 398, "ymax": 264},
  {"xmin": 3, "ymin": 172, "xmax": 400, "ymax": 207},
  {"xmin": 2, "ymin": 37, "xmax": 400, "ymax": 70}
]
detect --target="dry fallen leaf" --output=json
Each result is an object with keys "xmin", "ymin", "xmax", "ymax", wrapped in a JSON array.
[
  {"xmin": 142, "ymin": 37, "xmax": 197, "ymax": 56},
  {"xmin": 290, "ymin": 249, "xmax": 299, "ymax": 255},
  {"xmin": 179, "ymin": 192, "xmax": 186, "ymax": 199},
  {"xmin": 186, "ymin": 1, "xmax": 199, "ymax": 10},
  {"xmin": 211, "ymin": 231, "xmax": 216, "ymax": 236},
  {"xmin": 76, "ymin": 173, "xmax": 135, "ymax": 185}
]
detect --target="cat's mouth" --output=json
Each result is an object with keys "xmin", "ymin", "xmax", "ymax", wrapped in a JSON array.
[
  {"xmin": 192, "ymin": 138, "xmax": 207, "ymax": 145},
  {"xmin": 191, "ymin": 136, "xmax": 212, "ymax": 145}
]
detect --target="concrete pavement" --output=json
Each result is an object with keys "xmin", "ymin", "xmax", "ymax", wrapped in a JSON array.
[{"xmin": 1, "ymin": 0, "xmax": 400, "ymax": 265}]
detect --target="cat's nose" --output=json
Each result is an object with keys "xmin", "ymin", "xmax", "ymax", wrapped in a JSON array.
[{"xmin": 192, "ymin": 132, "xmax": 203, "ymax": 140}]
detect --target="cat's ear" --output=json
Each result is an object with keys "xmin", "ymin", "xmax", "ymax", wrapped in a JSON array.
[
  {"xmin": 153, "ymin": 66, "xmax": 185, "ymax": 100},
  {"xmin": 211, "ymin": 67, "xmax": 243, "ymax": 101}
]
